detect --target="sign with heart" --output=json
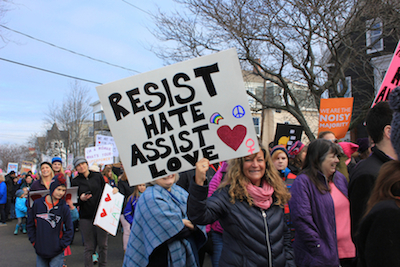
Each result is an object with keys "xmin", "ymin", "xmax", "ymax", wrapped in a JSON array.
[
  {"xmin": 29, "ymin": 187, "xmax": 78, "ymax": 207},
  {"xmin": 94, "ymin": 183, "xmax": 124, "ymax": 236},
  {"xmin": 97, "ymin": 48, "xmax": 259, "ymax": 185}
]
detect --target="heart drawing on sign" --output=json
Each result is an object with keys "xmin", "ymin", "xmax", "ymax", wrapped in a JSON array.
[
  {"xmin": 100, "ymin": 209, "xmax": 107, "ymax": 217},
  {"xmin": 66, "ymin": 194, "xmax": 71, "ymax": 201},
  {"xmin": 217, "ymin": 125, "xmax": 247, "ymax": 151},
  {"xmin": 105, "ymin": 194, "xmax": 111, "ymax": 202}
]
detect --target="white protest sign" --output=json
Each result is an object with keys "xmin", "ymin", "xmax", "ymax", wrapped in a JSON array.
[
  {"xmin": 85, "ymin": 145, "xmax": 114, "ymax": 167},
  {"xmin": 93, "ymin": 183, "xmax": 124, "ymax": 236},
  {"xmin": 7, "ymin": 163, "xmax": 18, "ymax": 174},
  {"xmin": 29, "ymin": 187, "xmax": 78, "ymax": 207},
  {"xmin": 96, "ymin": 48, "xmax": 259, "ymax": 185},
  {"xmin": 96, "ymin": 134, "xmax": 119, "ymax": 157}
]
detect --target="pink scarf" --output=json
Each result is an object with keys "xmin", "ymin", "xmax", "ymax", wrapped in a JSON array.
[{"xmin": 246, "ymin": 181, "xmax": 275, "ymax": 209}]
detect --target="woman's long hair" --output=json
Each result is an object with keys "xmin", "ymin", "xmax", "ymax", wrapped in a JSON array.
[
  {"xmin": 220, "ymin": 147, "xmax": 291, "ymax": 207},
  {"xmin": 364, "ymin": 160, "xmax": 400, "ymax": 217},
  {"xmin": 302, "ymin": 139, "xmax": 340, "ymax": 193}
]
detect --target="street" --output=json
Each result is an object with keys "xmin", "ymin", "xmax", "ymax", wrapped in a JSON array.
[{"xmin": 0, "ymin": 219, "xmax": 212, "ymax": 266}]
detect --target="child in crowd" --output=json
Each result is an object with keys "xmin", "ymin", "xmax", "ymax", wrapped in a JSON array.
[
  {"xmin": 27, "ymin": 173, "xmax": 73, "ymax": 266},
  {"xmin": 14, "ymin": 188, "xmax": 28, "ymax": 235},
  {"xmin": 123, "ymin": 184, "xmax": 146, "ymax": 225}
]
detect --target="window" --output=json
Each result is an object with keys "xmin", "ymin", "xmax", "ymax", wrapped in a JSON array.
[
  {"xmin": 337, "ymin": 76, "xmax": 352, "ymax": 97},
  {"xmin": 88, "ymin": 126, "xmax": 94, "ymax": 137},
  {"xmin": 366, "ymin": 18, "xmax": 383, "ymax": 54},
  {"xmin": 253, "ymin": 117, "xmax": 260, "ymax": 135}
]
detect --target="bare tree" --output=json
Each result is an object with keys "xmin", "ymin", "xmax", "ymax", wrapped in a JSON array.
[
  {"xmin": 0, "ymin": 143, "xmax": 30, "ymax": 172},
  {"xmin": 151, "ymin": 0, "xmax": 400, "ymax": 140},
  {"xmin": 46, "ymin": 80, "xmax": 92, "ymax": 157}
]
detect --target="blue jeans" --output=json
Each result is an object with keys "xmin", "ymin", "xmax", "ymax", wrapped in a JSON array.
[
  {"xmin": 211, "ymin": 230, "xmax": 223, "ymax": 267},
  {"xmin": 36, "ymin": 251, "xmax": 64, "ymax": 267}
]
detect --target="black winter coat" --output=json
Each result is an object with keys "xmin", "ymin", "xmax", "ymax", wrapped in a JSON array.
[
  {"xmin": 71, "ymin": 171, "xmax": 105, "ymax": 221},
  {"xmin": 188, "ymin": 183, "xmax": 295, "ymax": 267},
  {"xmin": 348, "ymin": 146, "xmax": 392, "ymax": 241},
  {"xmin": 357, "ymin": 200, "xmax": 400, "ymax": 267}
]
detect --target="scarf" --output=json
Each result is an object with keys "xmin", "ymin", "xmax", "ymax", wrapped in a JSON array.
[{"xmin": 246, "ymin": 181, "xmax": 275, "ymax": 209}]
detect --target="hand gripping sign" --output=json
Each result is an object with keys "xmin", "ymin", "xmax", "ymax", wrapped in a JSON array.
[{"xmin": 96, "ymin": 48, "xmax": 259, "ymax": 186}]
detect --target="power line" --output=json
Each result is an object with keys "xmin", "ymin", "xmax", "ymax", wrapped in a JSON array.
[
  {"xmin": 121, "ymin": 0, "xmax": 154, "ymax": 17},
  {"xmin": 0, "ymin": 25, "xmax": 141, "ymax": 73},
  {"xmin": 0, "ymin": 57, "xmax": 103, "ymax": 85}
]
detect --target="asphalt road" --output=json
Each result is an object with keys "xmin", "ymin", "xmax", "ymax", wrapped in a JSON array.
[
  {"xmin": 0, "ymin": 219, "xmax": 212, "ymax": 267},
  {"xmin": 0, "ymin": 219, "xmax": 125, "ymax": 266}
]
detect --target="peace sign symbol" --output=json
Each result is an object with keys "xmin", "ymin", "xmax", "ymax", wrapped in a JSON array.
[{"xmin": 232, "ymin": 105, "xmax": 245, "ymax": 118}]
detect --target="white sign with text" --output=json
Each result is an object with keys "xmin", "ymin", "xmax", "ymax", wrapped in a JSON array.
[
  {"xmin": 93, "ymin": 184, "xmax": 124, "ymax": 236},
  {"xmin": 96, "ymin": 48, "xmax": 259, "ymax": 185},
  {"xmin": 85, "ymin": 145, "xmax": 114, "ymax": 167}
]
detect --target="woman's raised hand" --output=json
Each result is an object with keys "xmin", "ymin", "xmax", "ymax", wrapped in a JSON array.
[{"xmin": 195, "ymin": 158, "xmax": 209, "ymax": 186}]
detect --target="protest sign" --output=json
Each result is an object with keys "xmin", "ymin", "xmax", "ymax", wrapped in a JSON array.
[
  {"xmin": 96, "ymin": 48, "xmax": 259, "ymax": 185},
  {"xmin": 20, "ymin": 160, "xmax": 33, "ymax": 173},
  {"xmin": 7, "ymin": 163, "xmax": 18, "ymax": 174},
  {"xmin": 96, "ymin": 134, "xmax": 119, "ymax": 157},
  {"xmin": 85, "ymin": 145, "xmax": 114, "ymax": 167},
  {"xmin": 67, "ymin": 154, "xmax": 74, "ymax": 170},
  {"xmin": 319, "ymin": 97, "xmax": 353, "ymax": 139},
  {"xmin": 93, "ymin": 184, "xmax": 124, "ymax": 236},
  {"xmin": 29, "ymin": 187, "xmax": 78, "ymax": 207},
  {"xmin": 273, "ymin": 124, "xmax": 304, "ymax": 150},
  {"xmin": 372, "ymin": 40, "xmax": 400, "ymax": 106}
]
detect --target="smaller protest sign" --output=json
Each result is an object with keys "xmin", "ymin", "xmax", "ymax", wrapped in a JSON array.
[
  {"xmin": 85, "ymin": 145, "xmax": 114, "ymax": 167},
  {"xmin": 96, "ymin": 134, "xmax": 119, "ymax": 157},
  {"xmin": 7, "ymin": 163, "xmax": 18, "ymax": 174},
  {"xmin": 319, "ymin": 97, "xmax": 353, "ymax": 139},
  {"xmin": 372, "ymin": 40, "xmax": 400, "ymax": 106},
  {"xmin": 67, "ymin": 154, "xmax": 74, "ymax": 170},
  {"xmin": 94, "ymin": 184, "xmax": 124, "ymax": 236},
  {"xmin": 20, "ymin": 161, "xmax": 33, "ymax": 173},
  {"xmin": 29, "ymin": 187, "xmax": 78, "ymax": 207},
  {"xmin": 273, "ymin": 124, "xmax": 304, "ymax": 150}
]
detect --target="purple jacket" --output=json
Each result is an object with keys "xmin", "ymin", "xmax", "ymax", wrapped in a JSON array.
[{"xmin": 289, "ymin": 171, "xmax": 348, "ymax": 267}]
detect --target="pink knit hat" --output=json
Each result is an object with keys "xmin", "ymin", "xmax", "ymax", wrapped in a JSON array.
[{"xmin": 338, "ymin": 142, "xmax": 359, "ymax": 165}]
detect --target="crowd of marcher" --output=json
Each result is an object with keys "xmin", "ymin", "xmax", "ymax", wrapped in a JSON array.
[{"xmin": 2, "ymin": 88, "xmax": 400, "ymax": 267}]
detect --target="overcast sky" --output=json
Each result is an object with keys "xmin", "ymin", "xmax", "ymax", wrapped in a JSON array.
[{"xmin": 0, "ymin": 0, "xmax": 178, "ymax": 145}]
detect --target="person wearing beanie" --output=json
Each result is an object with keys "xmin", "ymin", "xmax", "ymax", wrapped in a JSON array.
[
  {"xmin": 14, "ymin": 188, "xmax": 28, "ymax": 235},
  {"xmin": 288, "ymin": 140, "xmax": 307, "ymax": 175},
  {"xmin": 52, "ymin": 157, "xmax": 65, "ymax": 176},
  {"xmin": 71, "ymin": 156, "xmax": 119, "ymax": 267},
  {"xmin": 271, "ymin": 145, "xmax": 297, "ymax": 241},
  {"xmin": 349, "ymin": 100, "xmax": 397, "ymax": 243},
  {"xmin": 356, "ymin": 138, "xmax": 370, "ymax": 161},
  {"xmin": 27, "ymin": 173, "xmax": 73, "ymax": 266}
]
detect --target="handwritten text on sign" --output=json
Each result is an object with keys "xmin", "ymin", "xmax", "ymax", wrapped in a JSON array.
[
  {"xmin": 85, "ymin": 145, "xmax": 113, "ymax": 167},
  {"xmin": 96, "ymin": 49, "xmax": 259, "ymax": 185},
  {"xmin": 94, "ymin": 184, "xmax": 124, "ymax": 236},
  {"xmin": 372, "ymin": 40, "xmax": 400, "ymax": 106}
]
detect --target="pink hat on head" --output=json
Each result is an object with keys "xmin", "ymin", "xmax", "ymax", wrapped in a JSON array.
[{"xmin": 338, "ymin": 142, "xmax": 359, "ymax": 165}]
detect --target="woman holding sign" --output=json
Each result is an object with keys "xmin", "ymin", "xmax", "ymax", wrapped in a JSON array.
[
  {"xmin": 123, "ymin": 174, "xmax": 207, "ymax": 267},
  {"xmin": 189, "ymin": 148, "xmax": 295, "ymax": 266},
  {"xmin": 71, "ymin": 156, "xmax": 118, "ymax": 267}
]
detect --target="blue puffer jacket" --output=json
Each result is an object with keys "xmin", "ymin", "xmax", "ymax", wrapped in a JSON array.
[
  {"xmin": 0, "ymin": 181, "xmax": 6, "ymax": 204},
  {"xmin": 188, "ymin": 183, "xmax": 295, "ymax": 267},
  {"xmin": 289, "ymin": 171, "xmax": 348, "ymax": 267}
]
